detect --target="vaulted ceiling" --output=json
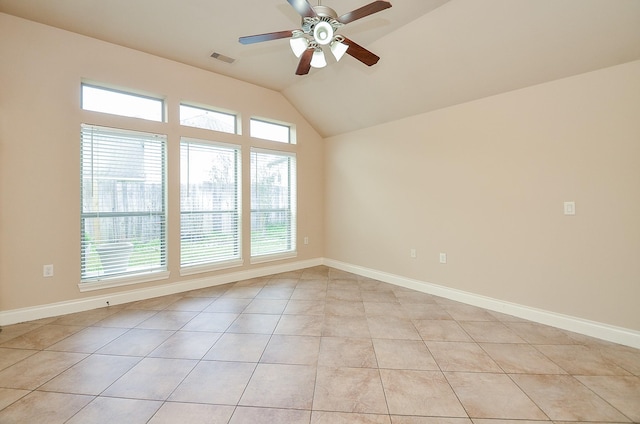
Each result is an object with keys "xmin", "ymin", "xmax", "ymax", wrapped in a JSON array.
[{"xmin": 1, "ymin": 0, "xmax": 639, "ymax": 137}]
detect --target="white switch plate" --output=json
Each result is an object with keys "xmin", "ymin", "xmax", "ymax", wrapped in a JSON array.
[
  {"xmin": 303, "ymin": 236, "xmax": 309, "ymax": 245},
  {"xmin": 564, "ymin": 201, "xmax": 576, "ymax": 215},
  {"xmin": 43, "ymin": 264, "xmax": 54, "ymax": 277},
  {"xmin": 439, "ymin": 253, "xmax": 447, "ymax": 264},
  {"xmin": 410, "ymin": 249, "xmax": 417, "ymax": 259}
]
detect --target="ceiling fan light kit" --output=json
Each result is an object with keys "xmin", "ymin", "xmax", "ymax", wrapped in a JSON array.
[{"xmin": 239, "ymin": 0, "xmax": 392, "ymax": 75}]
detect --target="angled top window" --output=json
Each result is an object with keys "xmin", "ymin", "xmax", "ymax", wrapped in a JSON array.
[
  {"xmin": 81, "ymin": 84, "xmax": 164, "ymax": 122},
  {"xmin": 180, "ymin": 104, "xmax": 237, "ymax": 134},
  {"xmin": 250, "ymin": 118, "xmax": 292, "ymax": 144}
]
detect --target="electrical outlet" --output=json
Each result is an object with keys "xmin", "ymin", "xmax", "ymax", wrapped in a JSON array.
[
  {"xmin": 43, "ymin": 264, "xmax": 54, "ymax": 277},
  {"xmin": 304, "ymin": 236, "xmax": 309, "ymax": 245},
  {"xmin": 410, "ymin": 249, "xmax": 417, "ymax": 259},
  {"xmin": 439, "ymin": 253, "xmax": 447, "ymax": 264},
  {"xmin": 564, "ymin": 201, "xmax": 576, "ymax": 215}
]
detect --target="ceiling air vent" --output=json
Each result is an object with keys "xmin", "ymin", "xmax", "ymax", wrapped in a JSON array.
[{"xmin": 210, "ymin": 52, "xmax": 235, "ymax": 64}]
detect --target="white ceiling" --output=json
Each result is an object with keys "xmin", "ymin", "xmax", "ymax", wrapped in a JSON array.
[{"xmin": 2, "ymin": 0, "xmax": 639, "ymax": 137}]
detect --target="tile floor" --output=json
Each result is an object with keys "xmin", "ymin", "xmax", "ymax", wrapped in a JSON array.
[{"xmin": 0, "ymin": 266, "xmax": 639, "ymax": 423}]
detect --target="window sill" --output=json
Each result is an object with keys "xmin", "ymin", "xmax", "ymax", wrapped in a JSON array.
[
  {"xmin": 78, "ymin": 270, "xmax": 170, "ymax": 292},
  {"xmin": 180, "ymin": 259, "xmax": 244, "ymax": 277}
]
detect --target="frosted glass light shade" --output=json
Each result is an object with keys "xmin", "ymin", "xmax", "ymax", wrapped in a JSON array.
[
  {"xmin": 290, "ymin": 37, "xmax": 309, "ymax": 58},
  {"xmin": 310, "ymin": 49, "xmax": 327, "ymax": 68},
  {"xmin": 313, "ymin": 21, "xmax": 333, "ymax": 45},
  {"xmin": 331, "ymin": 40, "xmax": 349, "ymax": 62}
]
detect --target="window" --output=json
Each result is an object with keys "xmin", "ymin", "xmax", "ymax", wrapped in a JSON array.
[
  {"xmin": 81, "ymin": 124, "xmax": 167, "ymax": 282},
  {"xmin": 250, "ymin": 118, "xmax": 292, "ymax": 144},
  {"xmin": 251, "ymin": 148, "xmax": 297, "ymax": 259},
  {"xmin": 81, "ymin": 84, "xmax": 164, "ymax": 122},
  {"xmin": 180, "ymin": 104, "xmax": 237, "ymax": 134},
  {"xmin": 180, "ymin": 139, "xmax": 242, "ymax": 270}
]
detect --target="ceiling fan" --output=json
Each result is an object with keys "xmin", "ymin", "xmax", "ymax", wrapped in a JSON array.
[{"xmin": 239, "ymin": 0, "xmax": 392, "ymax": 75}]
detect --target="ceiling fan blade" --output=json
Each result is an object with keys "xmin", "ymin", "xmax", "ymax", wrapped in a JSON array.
[
  {"xmin": 239, "ymin": 30, "xmax": 295, "ymax": 45},
  {"xmin": 338, "ymin": 1, "xmax": 392, "ymax": 25},
  {"xmin": 295, "ymin": 48, "xmax": 314, "ymax": 75},
  {"xmin": 287, "ymin": 0, "xmax": 317, "ymax": 18},
  {"xmin": 342, "ymin": 37, "xmax": 380, "ymax": 66}
]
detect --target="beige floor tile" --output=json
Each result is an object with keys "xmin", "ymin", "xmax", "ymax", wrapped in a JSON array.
[
  {"xmin": 45, "ymin": 326, "xmax": 127, "ymax": 353},
  {"xmin": 164, "ymin": 296, "xmax": 216, "ymax": 311},
  {"xmin": 0, "ymin": 350, "xmax": 86, "ymax": 389},
  {"xmin": 66, "ymin": 396, "xmax": 162, "ymax": 424},
  {"xmin": 323, "ymin": 315, "xmax": 371, "ymax": 338},
  {"xmin": 169, "ymin": 360, "xmax": 256, "ymax": 404},
  {"xmin": 125, "ymin": 295, "xmax": 182, "ymax": 310},
  {"xmin": 295, "ymin": 279, "xmax": 329, "ymax": 289},
  {"xmin": 314, "ymin": 366, "xmax": 388, "ymax": 414},
  {"xmin": 275, "ymin": 314, "xmax": 324, "ymax": 336},
  {"xmin": 391, "ymin": 417, "xmax": 472, "ymax": 424},
  {"xmin": 458, "ymin": 321, "xmax": 526, "ymax": 343},
  {"xmin": 50, "ymin": 307, "xmax": 119, "ymax": 326},
  {"xmin": 380, "ymin": 369, "xmax": 467, "ymax": 417},
  {"xmin": 576, "ymin": 375, "xmax": 640, "ymax": 421},
  {"xmin": 204, "ymin": 333, "xmax": 270, "ymax": 362},
  {"xmin": 92, "ymin": 309, "xmax": 157, "ymax": 327},
  {"xmin": 256, "ymin": 286, "xmax": 294, "ymax": 299},
  {"xmin": 312, "ymin": 411, "xmax": 391, "ymax": 423},
  {"xmin": 102, "ymin": 357, "xmax": 197, "ymax": 400},
  {"xmin": 318, "ymin": 336, "xmax": 378, "ymax": 368},
  {"xmin": 243, "ymin": 298, "xmax": 288, "ymax": 314},
  {"xmin": 0, "ymin": 348, "xmax": 37, "ymax": 371},
  {"xmin": 181, "ymin": 312, "xmax": 239, "ymax": 331},
  {"xmin": 325, "ymin": 300, "xmax": 366, "ymax": 316},
  {"xmin": 226, "ymin": 313, "xmax": 280, "ymax": 334},
  {"xmin": 0, "ymin": 324, "xmax": 84, "ymax": 350},
  {"xmin": 220, "ymin": 286, "xmax": 262, "ymax": 298},
  {"xmin": 260, "ymin": 334, "xmax": 320, "ymax": 365},
  {"xmin": 183, "ymin": 285, "xmax": 229, "ymax": 298},
  {"xmin": 301, "ymin": 267, "xmax": 330, "ymax": 279},
  {"xmin": 511, "ymin": 374, "xmax": 631, "ymax": 422},
  {"xmin": 0, "ymin": 388, "xmax": 30, "ymax": 411},
  {"xmin": 413, "ymin": 320, "xmax": 472, "ymax": 342},
  {"xmin": 327, "ymin": 288, "xmax": 363, "ymax": 301},
  {"xmin": 148, "ymin": 402, "xmax": 234, "ymax": 424},
  {"xmin": 148, "ymin": 330, "xmax": 222, "ymax": 359},
  {"xmin": 135, "ymin": 310, "xmax": 199, "ymax": 330},
  {"xmin": 598, "ymin": 344, "xmax": 640, "ymax": 375},
  {"xmin": 203, "ymin": 297, "xmax": 252, "ymax": 313},
  {"xmin": 426, "ymin": 341, "xmax": 502, "ymax": 372},
  {"xmin": 284, "ymin": 299, "xmax": 325, "ymax": 315},
  {"xmin": 360, "ymin": 290, "xmax": 398, "ymax": 303},
  {"xmin": 239, "ymin": 363, "xmax": 316, "ymax": 409},
  {"xmin": 470, "ymin": 420, "xmax": 550, "ymax": 424},
  {"xmin": 401, "ymin": 303, "xmax": 452, "ymax": 320},
  {"xmin": 364, "ymin": 302, "xmax": 407, "ymax": 318},
  {"xmin": 39, "ymin": 354, "xmax": 140, "ymax": 395},
  {"xmin": 505, "ymin": 322, "xmax": 578, "ymax": 344},
  {"xmin": 0, "ymin": 323, "xmax": 45, "ymax": 344},
  {"xmin": 534, "ymin": 344, "xmax": 631, "ymax": 375},
  {"xmin": 0, "ymin": 390, "xmax": 93, "ymax": 424},
  {"xmin": 367, "ymin": 315, "xmax": 421, "ymax": 340},
  {"xmin": 290, "ymin": 287, "xmax": 328, "ymax": 300},
  {"xmin": 480, "ymin": 343, "xmax": 566, "ymax": 374},
  {"xmin": 440, "ymin": 304, "xmax": 497, "ymax": 321},
  {"xmin": 230, "ymin": 406, "xmax": 311, "ymax": 424},
  {"xmin": 96, "ymin": 328, "xmax": 174, "ymax": 356},
  {"xmin": 373, "ymin": 338, "xmax": 439, "ymax": 370},
  {"xmin": 394, "ymin": 291, "xmax": 438, "ymax": 304},
  {"xmin": 445, "ymin": 372, "xmax": 547, "ymax": 419}
]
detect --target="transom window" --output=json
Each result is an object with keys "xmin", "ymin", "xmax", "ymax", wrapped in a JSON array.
[
  {"xmin": 250, "ymin": 118, "xmax": 293, "ymax": 144},
  {"xmin": 180, "ymin": 104, "xmax": 237, "ymax": 134},
  {"xmin": 81, "ymin": 84, "xmax": 164, "ymax": 122}
]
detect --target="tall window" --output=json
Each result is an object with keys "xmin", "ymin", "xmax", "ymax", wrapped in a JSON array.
[
  {"xmin": 80, "ymin": 125, "xmax": 167, "ymax": 281},
  {"xmin": 251, "ymin": 149, "xmax": 297, "ymax": 259},
  {"xmin": 181, "ymin": 140, "xmax": 242, "ymax": 269}
]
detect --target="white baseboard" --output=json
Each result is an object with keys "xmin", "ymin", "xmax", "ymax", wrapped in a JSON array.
[
  {"xmin": 323, "ymin": 259, "xmax": 640, "ymax": 349},
  {"xmin": 0, "ymin": 258, "xmax": 323, "ymax": 327}
]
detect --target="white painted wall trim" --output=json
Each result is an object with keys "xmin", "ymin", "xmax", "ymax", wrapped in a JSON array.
[
  {"xmin": 324, "ymin": 258, "xmax": 640, "ymax": 349},
  {"xmin": 0, "ymin": 258, "xmax": 322, "ymax": 327}
]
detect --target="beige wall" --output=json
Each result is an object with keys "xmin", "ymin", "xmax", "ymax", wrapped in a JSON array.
[
  {"xmin": 325, "ymin": 60, "xmax": 640, "ymax": 331},
  {"xmin": 0, "ymin": 13, "xmax": 324, "ymax": 312}
]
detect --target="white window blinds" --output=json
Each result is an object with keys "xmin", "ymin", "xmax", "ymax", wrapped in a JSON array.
[
  {"xmin": 80, "ymin": 124, "xmax": 167, "ymax": 281},
  {"xmin": 180, "ymin": 140, "xmax": 242, "ymax": 268},
  {"xmin": 250, "ymin": 148, "xmax": 297, "ymax": 258}
]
